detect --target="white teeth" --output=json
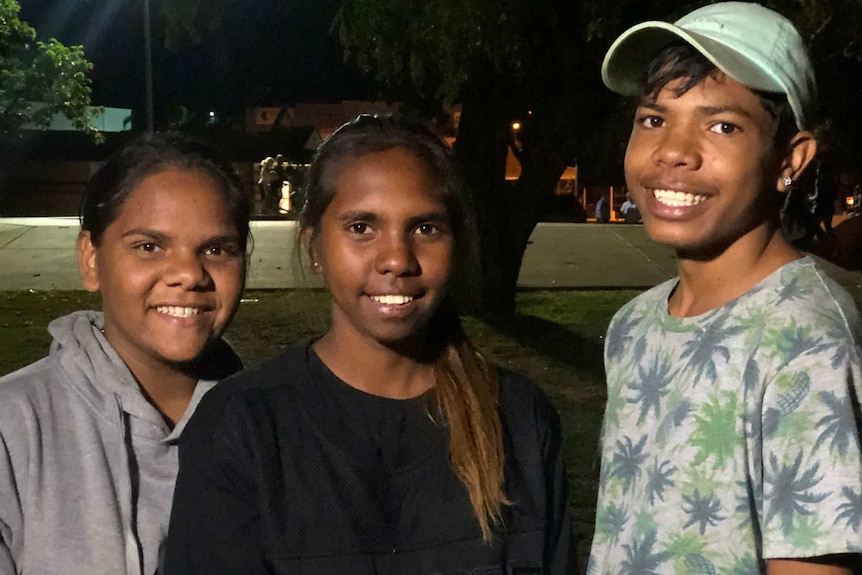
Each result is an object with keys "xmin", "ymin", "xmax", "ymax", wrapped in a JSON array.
[
  {"xmin": 653, "ymin": 189, "xmax": 706, "ymax": 207},
  {"xmin": 370, "ymin": 295, "xmax": 413, "ymax": 305},
  {"xmin": 156, "ymin": 306, "xmax": 202, "ymax": 318}
]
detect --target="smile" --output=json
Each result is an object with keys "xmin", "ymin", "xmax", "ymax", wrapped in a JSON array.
[
  {"xmin": 155, "ymin": 305, "xmax": 204, "ymax": 318},
  {"xmin": 370, "ymin": 295, "xmax": 414, "ymax": 305},
  {"xmin": 652, "ymin": 189, "xmax": 707, "ymax": 207}
]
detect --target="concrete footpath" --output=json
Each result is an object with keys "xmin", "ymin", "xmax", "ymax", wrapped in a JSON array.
[{"xmin": 1, "ymin": 217, "xmax": 860, "ymax": 291}]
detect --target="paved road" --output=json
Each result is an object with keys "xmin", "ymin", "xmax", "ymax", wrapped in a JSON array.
[{"xmin": 1, "ymin": 218, "xmax": 859, "ymax": 291}]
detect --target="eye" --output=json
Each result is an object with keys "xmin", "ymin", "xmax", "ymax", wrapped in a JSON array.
[
  {"xmin": 203, "ymin": 242, "xmax": 243, "ymax": 258},
  {"xmin": 638, "ymin": 115, "xmax": 664, "ymax": 129},
  {"xmin": 349, "ymin": 222, "xmax": 371, "ymax": 234},
  {"xmin": 710, "ymin": 121, "xmax": 739, "ymax": 135},
  {"xmin": 134, "ymin": 242, "xmax": 160, "ymax": 253},
  {"xmin": 414, "ymin": 223, "xmax": 438, "ymax": 236}
]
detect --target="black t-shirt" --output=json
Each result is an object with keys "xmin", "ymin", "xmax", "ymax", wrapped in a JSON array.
[
  {"xmin": 308, "ymin": 348, "xmax": 442, "ymax": 471},
  {"xmin": 165, "ymin": 343, "xmax": 572, "ymax": 575}
]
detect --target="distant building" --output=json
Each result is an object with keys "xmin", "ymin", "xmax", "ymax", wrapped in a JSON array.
[
  {"xmin": 1, "ymin": 106, "xmax": 133, "ymax": 216},
  {"xmin": 24, "ymin": 106, "xmax": 133, "ymax": 133},
  {"xmin": 247, "ymin": 101, "xmax": 399, "ymax": 139}
]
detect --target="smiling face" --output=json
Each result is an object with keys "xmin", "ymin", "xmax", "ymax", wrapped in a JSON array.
[
  {"xmin": 625, "ymin": 74, "xmax": 790, "ymax": 257},
  {"xmin": 309, "ymin": 147, "xmax": 455, "ymax": 350},
  {"xmin": 77, "ymin": 168, "xmax": 246, "ymax": 373}
]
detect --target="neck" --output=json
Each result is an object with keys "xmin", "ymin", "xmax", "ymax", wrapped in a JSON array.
[
  {"xmin": 670, "ymin": 223, "xmax": 801, "ymax": 317},
  {"xmin": 312, "ymin": 331, "xmax": 437, "ymax": 399}
]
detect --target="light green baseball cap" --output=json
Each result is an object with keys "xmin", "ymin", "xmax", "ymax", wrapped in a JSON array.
[{"xmin": 601, "ymin": 2, "xmax": 816, "ymax": 130}]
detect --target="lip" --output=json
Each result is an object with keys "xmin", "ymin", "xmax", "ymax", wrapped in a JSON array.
[
  {"xmin": 152, "ymin": 304, "xmax": 212, "ymax": 323},
  {"xmin": 365, "ymin": 293, "xmax": 421, "ymax": 317},
  {"xmin": 642, "ymin": 185, "xmax": 712, "ymax": 221}
]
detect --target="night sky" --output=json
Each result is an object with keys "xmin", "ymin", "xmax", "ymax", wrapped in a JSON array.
[{"xmin": 18, "ymin": 0, "xmax": 378, "ymax": 122}]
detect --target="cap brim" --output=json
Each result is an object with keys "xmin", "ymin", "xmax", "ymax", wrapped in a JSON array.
[{"xmin": 602, "ymin": 21, "xmax": 784, "ymax": 98}]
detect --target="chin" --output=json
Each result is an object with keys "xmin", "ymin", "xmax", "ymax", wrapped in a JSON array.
[
  {"xmin": 157, "ymin": 343, "xmax": 211, "ymax": 366},
  {"xmin": 643, "ymin": 220, "xmax": 707, "ymax": 251},
  {"xmin": 375, "ymin": 328, "xmax": 431, "ymax": 350}
]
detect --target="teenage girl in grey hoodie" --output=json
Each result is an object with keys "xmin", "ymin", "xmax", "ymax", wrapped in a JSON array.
[{"xmin": 0, "ymin": 134, "xmax": 251, "ymax": 575}]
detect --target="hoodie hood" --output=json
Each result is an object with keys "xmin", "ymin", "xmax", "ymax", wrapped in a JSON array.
[
  {"xmin": 49, "ymin": 310, "xmax": 169, "ymax": 434},
  {"xmin": 48, "ymin": 310, "xmax": 242, "ymax": 439}
]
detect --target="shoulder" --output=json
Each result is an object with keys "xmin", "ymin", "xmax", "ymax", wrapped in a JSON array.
[
  {"xmin": 0, "ymin": 356, "xmax": 72, "ymax": 447},
  {"xmin": 0, "ymin": 356, "xmax": 63, "ymax": 412},
  {"xmin": 767, "ymin": 258, "xmax": 861, "ymax": 342},
  {"xmin": 182, "ymin": 343, "xmax": 310, "ymax": 441}
]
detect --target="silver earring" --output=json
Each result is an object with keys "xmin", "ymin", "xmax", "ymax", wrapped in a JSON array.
[{"xmin": 783, "ymin": 176, "xmax": 793, "ymax": 187}]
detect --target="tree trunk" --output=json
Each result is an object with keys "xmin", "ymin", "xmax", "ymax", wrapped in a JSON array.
[
  {"xmin": 454, "ymin": 69, "xmax": 521, "ymax": 316},
  {"xmin": 454, "ymin": 67, "xmax": 570, "ymax": 316}
]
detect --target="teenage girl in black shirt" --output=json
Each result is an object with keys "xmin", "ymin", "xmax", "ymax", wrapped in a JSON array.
[{"xmin": 165, "ymin": 115, "xmax": 573, "ymax": 574}]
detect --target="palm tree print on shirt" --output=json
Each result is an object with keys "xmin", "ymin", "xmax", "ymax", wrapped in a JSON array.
[
  {"xmin": 814, "ymin": 390, "xmax": 858, "ymax": 458},
  {"xmin": 627, "ymin": 355, "xmax": 673, "ymax": 425},
  {"xmin": 610, "ymin": 435, "xmax": 649, "ymax": 494},
  {"xmin": 681, "ymin": 489, "xmax": 726, "ymax": 535},
  {"xmin": 764, "ymin": 451, "xmax": 829, "ymax": 535},
  {"xmin": 761, "ymin": 319, "xmax": 824, "ymax": 365},
  {"xmin": 835, "ymin": 486, "xmax": 862, "ymax": 532},
  {"xmin": 645, "ymin": 457, "xmax": 676, "ymax": 505},
  {"xmin": 620, "ymin": 528, "xmax": 671, "ymax": 575},
  {"xmin": 679, "ymin": 313, "xmax": 744, "ymax": 387},
  {"xmin": 689, "ymin": 392, "xmax": 738, "ymax": 469}
]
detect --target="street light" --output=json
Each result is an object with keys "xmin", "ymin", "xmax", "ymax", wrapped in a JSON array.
[{"xmin": 143, "ymin": 0, "xmax": 154, "ymax": 132}]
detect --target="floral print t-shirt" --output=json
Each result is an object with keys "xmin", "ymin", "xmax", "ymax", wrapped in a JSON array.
[{"xmin": 588, "ymin": 257, "xmax": 862, "ymax": 574}]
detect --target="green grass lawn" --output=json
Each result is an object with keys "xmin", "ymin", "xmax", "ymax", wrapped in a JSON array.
[{"xmin": 8, "ymin": 285, "xmax": 862, "ymax": 571}]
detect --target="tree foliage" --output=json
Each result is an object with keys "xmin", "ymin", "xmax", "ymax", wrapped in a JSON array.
[
  {"xmin": 161, "ymin": 0, "xmax": 239, "ymax": 48},
  {"xmin": 0, "ymin": 0, "xmax": 100, "ymax": 138}
]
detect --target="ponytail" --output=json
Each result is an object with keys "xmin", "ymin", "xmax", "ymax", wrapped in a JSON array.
[{"xmin": 430, "ymin": 306, "xmax": 509, "ymax": 542}]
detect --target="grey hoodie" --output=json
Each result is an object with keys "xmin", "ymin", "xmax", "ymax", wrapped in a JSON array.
[{"xmin": 0, "ymin": 311, "xmax": 242, "ymax": 575}]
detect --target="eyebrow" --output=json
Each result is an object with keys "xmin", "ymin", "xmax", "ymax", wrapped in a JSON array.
[
  {"xmin": 335, "ymin": 210, "xmax": 451, "ymax": 226},
  {"xmin": 406, "ymin": 211, "xmax": 451, "ymax": 227},
  {"xmin": 121, "ymin": 228, "xmax": 242, "ymax": 246},
  {"xmin": 637, "ymin": 100, "xmax": 755, "ymax": 119},
  {"xmin": 695, "ymin": 104, "xmax": 755, "ymax": 119},
  {"xmin": 637, "ymin": 100, "xmax": 666, "ymax": 112},
  {"xmin": 335, "ymin": 210, "xmax": 378, "ymax": 224},
  {"xmin": 122, "ymin": 228, "xmax": 169, "ymax": 241}
]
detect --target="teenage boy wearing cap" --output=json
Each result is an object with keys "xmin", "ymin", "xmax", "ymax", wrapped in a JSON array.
[{"xmin": 589, "ymin": 3, "xmax": 862, "ymax": 574}]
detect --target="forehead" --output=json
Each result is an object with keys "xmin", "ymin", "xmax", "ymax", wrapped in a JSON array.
[
  {"xmin": 328, "ymin": 148, "xmax": 446, "ymax": 212},
  {"xmin": 647, "ymin": 74, "xmax": 767, "ymax": 112},
  {"xmin": 645, "ymin": 74, "xmax": 776, "ymax": 129},
  {"xmin": 111, "ymin": 168, "xmax": 235, "ymax": 232}
]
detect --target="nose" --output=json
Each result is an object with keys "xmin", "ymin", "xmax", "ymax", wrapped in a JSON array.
[
  {"xmin": 374, "ymin": 233, "xmax": 420, "ymax": 276},
  {"xmin": 652, "ymin": 124, "xmax": 702, "ymax": 170},
  {"xmin": 163, "ymin": 250, "xmax": 212, "ymax": 289}
]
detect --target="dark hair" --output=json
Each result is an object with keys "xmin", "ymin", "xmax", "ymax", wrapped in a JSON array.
[
  {"xmin": 80, "ymin": 132, "xmax": 252, "ymax": 250},
  {"xmin": 640, "ymin": 43, "xmax": 797, "ymax": 146},
  {"xmin": 299, "ymin": 114, "xmax": 508, "ymax": 541}
]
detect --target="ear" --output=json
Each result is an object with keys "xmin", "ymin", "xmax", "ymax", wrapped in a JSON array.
[
  {"xmin": 76, "ymin": 231, "xmax": 101, "ymax": 293},
  {"xmin": 300, "ymin": 227, "xmax": 322, "ymax": 274},
  {"xmin": 777, "ymin": 131, "xmax": 817, "ymax": 192}
]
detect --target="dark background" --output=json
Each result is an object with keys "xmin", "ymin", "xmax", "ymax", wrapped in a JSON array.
[{"xmin": 18, "ymin": 0, "xmax": 378, "ymax": 124}]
